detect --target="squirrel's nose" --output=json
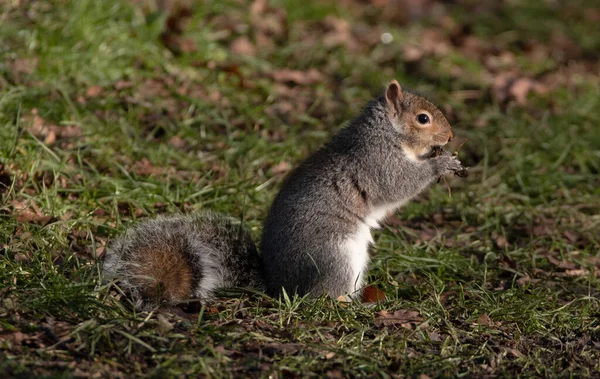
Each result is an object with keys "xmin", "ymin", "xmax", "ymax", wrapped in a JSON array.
[{"xmin": 448, "ymin": 130, "xmax": 455, "ymax": 143}]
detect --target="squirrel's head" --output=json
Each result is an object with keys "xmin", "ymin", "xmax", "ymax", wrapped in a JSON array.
[{"xmin": 384, "ymin": 80, "xmax": 455, "ymax": 160}]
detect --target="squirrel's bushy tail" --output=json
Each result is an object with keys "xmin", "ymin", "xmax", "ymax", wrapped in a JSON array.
[{"xmin": 102, "ymin": 213, "xmax": 264, "ymax": 310}]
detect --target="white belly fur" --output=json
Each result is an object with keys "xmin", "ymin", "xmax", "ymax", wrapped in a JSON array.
[{"xmin": 342, "ymin": 201, "xmax": 407, "ymax": 294}]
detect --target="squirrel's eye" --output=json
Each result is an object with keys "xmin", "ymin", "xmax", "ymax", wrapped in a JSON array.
[{"xmin": 417, "ymin": 113, "xmax": 430, "ymax": 125}]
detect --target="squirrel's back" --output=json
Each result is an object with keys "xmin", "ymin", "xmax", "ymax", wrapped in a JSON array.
[{"xmin": 102, "ymin": 213, "xmax": 264, "ymax": 310}]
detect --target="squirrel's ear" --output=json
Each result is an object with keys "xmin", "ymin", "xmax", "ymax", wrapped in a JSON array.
[{"xmin": 385, "ymin": 80, "xmax": 403, "ymax": 115}]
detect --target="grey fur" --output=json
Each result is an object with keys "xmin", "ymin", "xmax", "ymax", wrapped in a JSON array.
[
  {"xmin": 103, "ymin": 213, "xmax": 264, "ymax": 310},
  {"xmin": 261, "ymin": 95, "xmax": 460, "ymax": 298}
]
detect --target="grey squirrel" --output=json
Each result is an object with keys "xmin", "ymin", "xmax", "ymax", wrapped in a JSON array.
[{"xmin": 102, "ymin": 80, "xmax": 466, "ymax": 310}]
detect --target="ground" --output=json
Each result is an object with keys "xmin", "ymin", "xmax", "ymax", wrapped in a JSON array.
[{"xmin": 0, "ymin": 0, "xmax": 599, "ymax": 377}]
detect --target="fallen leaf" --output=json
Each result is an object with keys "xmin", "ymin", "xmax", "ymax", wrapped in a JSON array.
[
  {"xmin": 326, "ymin": 369, "xmax": 343, "ymax": 379},
  {"xmin": 272, "ymin": 68, "xmax": 323, "ymax": 85},
  {"xmin": 495, "ymin": 235, "xmax": 509, "ymax": 249},
  {"xmin": 374, "ymin": 309, "xmax": 423, "ymax": 328},
  {"xmin": 492, "ymin": 74, "xmax": 549, "ymax": 106},
  {"xmin": 362, "ymin": 286, "xmax": 386, "ymax": 303},
  {"xmin": 516, "ymin": 275, "xmax": 534, "ymax": 287},
  {"xmin": 168, "ymin": 135, "xmax": 187, "ymax": 149},
  {"xmin": 563, "ymin": 230, "xmax": 579, "ymax": 243},
  {"xmin": 506, "ymin": 348, "xmax": 522, "ymax": 358},
  {"xmin": 371, "ymin": 0, "xmax": 434, "ymax": 24},
  {"xmin": 427, "ymin": 331, "xmax": 443, "ymax": 342},
  {"xmin": 44, "ymin": 129, "xmax": 57, "ymax": 145},
  {"xmin": 561, "ymin": 269, "xmax": 596, "ymax": 277},
  {"xmin": 476, "ymin": 313, "xmax": 494, "ymax": 326},
  {"xmin": 9, "ymin": 57, "xmax": 38, "ymax": 82},
  {"xmin": 14, "ymin": 253, "xmax": 31, "ymax": 263},
  {"xmin": 322, "ymin": 16, "xmax": 359, "ymax": 51},
  {"xmin": 132, "ymin": 158, "xmax": 168, "ymax": 176},
  {"xmin": 543, "ymin": 253, "xmax": 577, "ymax": 270},
  {"xmin": 230, "ymin": 36, "xmax": 256, "ymax": 56},
  {"xmin": 26, "ymin": 109, "xmax": 83, "ymax": 145},
  {"xmin": 250, "ymin": 0, "xmax": 288, "ymax": 49},
  {"xmin": 86, "ymin": 86, "xmax": 102, "ymax": 97},
  {"xmin": 510, "ymin": 77, "xmax": 535, "ymax": 106},
  {"xmin": 0, "ymin": 331, "xmax": 26, "ymax": 345},
  {"xmin": 11, "ymin": 200, "xmax": 55, "ymax": 225},
  {"xmin": 11, "ymin": 57, "xmax": 38, "ymax": 75},
  {"xmin": 403, "ymin": 45, "xmax": 424, "ymax": 62}
]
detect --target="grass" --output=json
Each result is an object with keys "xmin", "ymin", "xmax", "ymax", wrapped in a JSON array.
[{"xmin": 1, "ymin": 0, "xmax": 599, "ymax": 377}]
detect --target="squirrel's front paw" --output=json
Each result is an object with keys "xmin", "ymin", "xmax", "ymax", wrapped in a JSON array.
[{"xmin": 432, "ymin": 155, "xmax": 463, "ymax": 177}]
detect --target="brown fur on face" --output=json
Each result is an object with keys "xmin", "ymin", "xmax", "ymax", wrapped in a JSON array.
[
  {"xmin": 385, "ymin": 80, "xmax": 454, "ymax": 158},
  {"xmin": 131, "ymin": 243, "xmax": 193, "ymax": 304}
]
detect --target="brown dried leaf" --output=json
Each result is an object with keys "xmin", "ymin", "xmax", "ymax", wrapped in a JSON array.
[
  {"xmin": 516, "ymin": 275, "xmax": 535, "ymax": 287},
  {"xmin": 132, "ymin": 158, "xmax": 166, "ymax": 176},
  {"xmin": 272, "ymin": 68, "xmax": 323, "ymax": 85},
  {"xmin": 11, "ymin": 57, "xmax": 38, "ymax": 75},
  {"xmin": 420, "ymin": 28, "xmax": 452, "ymax": 56},
  {"xmin": 11, "ymin": 200, "xmax": 55, "ymax": 225},
  {"xmin": 250, "ymin": 0, "xmax": 288, "ymax": 49},
  {"xmin": 362, "ymin": 286, "xmax": 386, "ymax": 303},
  {"xmin": 477, "ymin": 313, "xmax": 494, "ymax": 326},
  {"xmin": 374, "ymin": 309, "xmax": 423, "ymax": 328},
  {"xmin": 543, "ymin": 253, "xmax": 577, "ymax": 270},
  {"xmin": 322, "ymin": 16, "xmax": 359, "ymax": 51},
  {"xmin": 168, "ymin": 135, "xmax": 187, "ymax": 149},
  {"xmin": 495, "ymin": 235, "xmax": 509, "ymax": 249},
  {"xmin": 44, "ymin": 130, "xmax": 57, "ymax": 145},
  {"xmin": 326, "ymin": 369, "xmax": 344, "ymax": 379},
  {"xmin": 370, "ymin": 0, "xmax": 434, "ymax": 24},
  {"xmin": 510, "ymin": 77, "xmax": 535, "ymax": 106},
  {"xmin": 137, "ymin": 79, "xmax": 170, "ymax": 98},
  {"xmin": 26, "ymin": 109, "xmax": 83, "ymax": 144},
  {"xmin": 492, "ymin": 75, "xmax": 549, "ymax": 106},
  {"xmin": 230, "ymin": 36, "xmax": 256, "ymax": 56},
  {"xmin": 86, "ymin": 86, "xmax": 102, "ymax": 97},
  {"xmin": 506, "ymin": 348, "xmax": 523, "ymax": 358},
  {"xmin": 561, "ymin": 269, "xmax": 597, "ymax": 278},
  {"xmin": 0, "ymin": 331, "xmax": 26, "ymax": 345},
  {"xmin": 563, "ymin": 230, "xmax": 579, "ymax": 243},
  {"xmin": 9, "ymin": 57, "xmax": 38, "ymax": 82},
  {"xmin": 403, "ymin": 45, "xmax": 424, "ymax": 62}
]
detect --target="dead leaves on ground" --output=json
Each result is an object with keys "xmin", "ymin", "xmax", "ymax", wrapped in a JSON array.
[
  {"xmin": 10, "ymin": 200, "xmax": 56, "ymax": 226},
  {"xmin": 25, "ymin": 109, "xmax": 82, "ymax": 148},
  {"xmin": 250, "ymin": 0, "xmax": 288, "ymax": 50},
  {"xmin": 271, "ymin": 68, "xmax": 323, "ymax": 86},
  {"xmin": 374, "ymin": 309, "xmax": 424, "ymax": 329},
  {"xmin": 397, "ymin": 16, "xmax": 598, "ymax": 108}
]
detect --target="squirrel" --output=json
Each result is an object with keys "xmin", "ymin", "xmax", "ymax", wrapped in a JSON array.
[{"xmin": 102, "ymin": 80, "xmax": 466, "ymax": 310}]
